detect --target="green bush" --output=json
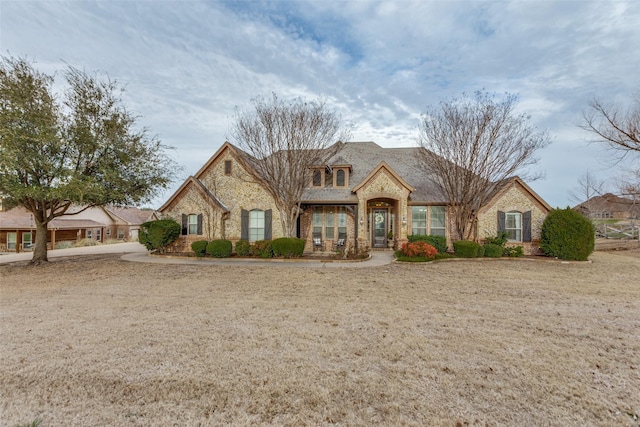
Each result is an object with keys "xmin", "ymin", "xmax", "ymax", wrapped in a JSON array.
[
  {"xmin": 476, "ymin": 245, "xmax": 485, "ymax": 258},
  {"xmin": 206, "ymin": 239, "xmax": 233, "ymax": 258},
  {"xmin": 191, "ymin": 240, "xmax": 208, "ymax": 257},
  {"xmin": 453, "ymin": 240, "xmax": 480, "ymax": 258},
  {"xmin": 483, "ymin": 243, "xmax": 503, "ymax": 258},
  {"xmin": 272, "ymin": 237, "xmax": 305, "ymax": 258},
  {"xmin": 503, "ymin": 245, "xmax": 524, "ymax": 257},
  {"xmin": 485, "ymin": 231, "xmax": 508, "ymax": 247},
  {"xmin": 540, "ymin": 207, "xmax": 595, "ymax": 261},
  {"xmin": 408, "ymin": 234, "xmax": 448, "ymax": 253},
  {"xmin": 235, "ymin": 239, "xmax": 251, "ymax": 256},
  {"xmin": 139, "ymin": 219, "xmax": 181, "ymax": 254},
  {"xmin": 251, "ymin": 240, "xmax": 273, "ymax": 258}
]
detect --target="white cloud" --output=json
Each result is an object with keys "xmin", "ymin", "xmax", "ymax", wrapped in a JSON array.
[{"xmin": 1, "ymin": 0, "xmax": 638, "ymax": 208}]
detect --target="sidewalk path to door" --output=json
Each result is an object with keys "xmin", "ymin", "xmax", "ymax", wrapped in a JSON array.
[{"xmin": 0, "ymin": 242, "xmax": 395, "ymax": 268}]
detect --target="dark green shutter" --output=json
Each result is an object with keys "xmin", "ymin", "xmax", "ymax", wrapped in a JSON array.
[
  {"xmin": 181, "ymin": 214, "xmax": 188, "ymax": 235},
  {"xmin": 497, "ymin": 211, "xmax": 505, "ymax": 232},
  {"xmin": 265, "ymin": 209, "xmax": 272, "ymax": 240},
  {"xmin": 241, "ymin": 209, "xmax": 249, "ymax": 241},
  {"xmin": 523, "ymin": 211, "xmax": 532, "ymax": 242},
  {"xmin": 197, "ymin": 214, "xmax": 203, "ymax": 235}
]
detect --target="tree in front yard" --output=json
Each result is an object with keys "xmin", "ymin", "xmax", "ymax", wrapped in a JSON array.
[
  {"xmin": 418, "ymin": 91, "xmax": 550, "ymax": 241},
  {"xmin": 229, "ymin": 93, "xmax": 350, "ymax": 237},
  {"xmin": 0, "ymin": 56, "xmax": 176, "ymax": 263}
]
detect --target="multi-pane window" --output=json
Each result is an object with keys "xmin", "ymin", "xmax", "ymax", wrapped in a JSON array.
[
  {"xmin": 22, "ymin": 232, "xmax": 32, "ymax": 249},
  {"xmin": 96, "ymin": 229, "xmax": 101, "ymax": 241},
  {"xmin": 325, "ymin": 209, "xmax": 335, "ymax": 239},
  {"xmin": 337, "ymin": 207, "xmax": 347, "ymax": 237},
  {"xmin": 505, "ymin": 211, "xmax": 522, "ymax": 242},
  {"xmin": 336, "ymin": 169, "xmax": 345, "ymax": 186},
  {"xmin": 249, "ymin": 210, "xmax": 265, "ymax": 242},
  {"xmin": 188, "ymin": 214, "xmax": 198, "ymax": 235},
  {"xmin": 430, "ymin": 206, "xmax": 446, "ymax": 236},
  {"xmin": 411, "ymin": 206, "xmax": 446, "ymax": 236},
  {"xmin": 313, "ymin": 207, "xmax": 323, "ymax": 235},
  {"xmin": 411, "ymin": 206, "xmax": 427, "ymax": 235},
  {"xmin": 7, "ymin": 232, "xmax": 16, "ymax": 250}
]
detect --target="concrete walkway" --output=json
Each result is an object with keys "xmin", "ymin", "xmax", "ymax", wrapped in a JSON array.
[{"xmin": 0, "ymin": 242, "xmax": 395, "ymax": 268}]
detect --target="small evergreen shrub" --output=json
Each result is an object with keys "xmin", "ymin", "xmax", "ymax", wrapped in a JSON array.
[
  {"xmin": 483, "ymin": 243, "xmax": 503, "ymax": 258},
  {"xmin": 206, "ymin": 239, "xmax": 233, "ymax": 258},
  {"xmin": 453, "ymin": 240, "xmax": 480, "ymax": 258},
  {"xmin": 191, "ymin": 240, "xmax": 208, "ymax": 257},
  {"xmin": 139, "ymin": 219, "xmax": 181, "ymax": 254},
  {"xmin": 485, "ymin": 231, "xmax": 508, "ymax": 247},
  {"xmin": 235, "ymin": 239, "xmax": 251, "ymax": 256},
  {"xmin": 476, "ymin": 245, "xmax": 485, "ymax": 258},
  {"xmin": 540, "ymin": 207, "xmax": 595, "ymax": 261},
  {"xmin": 401, "ymin": 241, "xmax": 438, "ymax": 259},
  {"xmin": 503, "ymin": 245, "xmax": 524, "ymax": 257},
  {"xmin": 408, "ymin": 234, "xmax": 448, "ymax": 253},
  {"xmin": 251, "ymin": 240, "xmax": 273, "ymax": 258},
  {"xmin": 272, "ymin": 237, "xmax": 305, "ymax": 258}
]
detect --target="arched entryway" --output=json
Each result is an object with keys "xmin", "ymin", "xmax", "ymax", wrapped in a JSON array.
[{"xmin": 367, "ymin": 198, "xmax": 397, "ymax": 248}]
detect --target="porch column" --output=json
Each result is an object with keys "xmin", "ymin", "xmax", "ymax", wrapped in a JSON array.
[{"xmin": 357, "ymin": 197, "xmax": 367, "ymax": 246}]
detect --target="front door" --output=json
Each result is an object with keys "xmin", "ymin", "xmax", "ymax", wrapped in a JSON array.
[{"xmin": 372, "ymin": 209, "xmax": 387, "ymax": 248}]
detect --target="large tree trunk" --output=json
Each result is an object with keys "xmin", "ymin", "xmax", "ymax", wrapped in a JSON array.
[{"xmin": 31, "ymin": 221, "xmax": 49, "ymax": 264}]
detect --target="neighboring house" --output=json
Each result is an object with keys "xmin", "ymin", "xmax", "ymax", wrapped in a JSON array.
[
  {"xmin": 160, "ymin": 141, "xmax": 551, "ymax": 254},
  {"xmin": 574, "ymin": 193, "xmax": 640, "ymax": 220},
  {"xmin": 0, "ymin": 205, "xmax": 158, "ymax": 253}
]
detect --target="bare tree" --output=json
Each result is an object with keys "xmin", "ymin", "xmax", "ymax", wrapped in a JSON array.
[
  {"xmin": 569, "ymin": 171, "xmax": 607, "ymax": 220},
  {"xmin": 229, "ymin": 93, "xmax": 350, "ymax": 237},
  {"xmin": 581, "ymin": 94, "xmax": 640, "ymax": 155},
  {"xmin": 418, "ymin": 91, "xmax": 550, "ymax": 241}
]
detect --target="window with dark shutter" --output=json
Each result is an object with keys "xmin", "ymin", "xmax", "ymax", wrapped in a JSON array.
[
  {"xmin": 197, "ymin": 213, "xmax": 203, "ymax": 235},
  {"xmin": 181, "ymin": 214, "xmax": 188, "ymax": 235}
]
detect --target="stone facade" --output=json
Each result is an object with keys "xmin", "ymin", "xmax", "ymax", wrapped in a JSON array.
[
  {"xmin": 477, "ymin": 181, "xmax": 549, "ymax": 255},
  {"xmin": 160, "ymin": 142, "xmax": 551, "ymax": 255}
]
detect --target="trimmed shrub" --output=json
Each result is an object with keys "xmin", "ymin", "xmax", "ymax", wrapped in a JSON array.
[
  {"xmin": 540, "ymin": 207, "xmax": 595, "ymax": 261},
  {"xmin": 503, "ymin": 245, "xmax": 524, "ymax": 257},
  {"xmin": 483, "ymin": 243, "xmax": 503, "ymax": 258},
  {"xmin": 453, "ymin": 240, "xmax": 480, "ymax": 258},
  {"xmin": 251, "ymin": 240, "xmax": 273, "ymax": 258},
  {"xmin": 139, "ymin": 219, "xmax": 181, "ymax": 254},
  {"xmin": 408, "ymin": 234, "xmax": 448, "ymax": 253},
  {"xmin": 401, "ymin": 241, "xmax": 438, "ymax": 259},
  {"xmin": 476, "ymin": 245, "xmax": 485, "ymax": 258},
  {"xmin": 206, "ymin": 239, "xmax": 233, "ymax": 258},
  {"xmin": 191, "ymin": 240, "xmax": 208, "ymax": 257},
  {"xmin": 272, "ymin": 237, "xmax": 305, "ymax": 258},
  {"xmin": 235, "ymin": 239, "xmax": 251, "ymax": 256}
]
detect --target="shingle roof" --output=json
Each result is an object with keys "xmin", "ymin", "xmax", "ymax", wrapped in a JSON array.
[
  {"xmin": 302, "ymin": 141, "xmax": 447, "ymax": 203},
  {"xmin": 104, "ymin": 206, "xmax": 157, "ymax": 224}
]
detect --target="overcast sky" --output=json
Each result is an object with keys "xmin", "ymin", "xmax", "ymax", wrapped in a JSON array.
[{"xmin": 1, "ymin": 0, "xmax": 638, "ymax": 208}]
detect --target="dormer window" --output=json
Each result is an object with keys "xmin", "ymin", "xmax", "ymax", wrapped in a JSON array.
[
  {"xmin": 311, "ymin": 169, "xmax": 323, "ymax": 187},
  {"xmin": 331, "ymin": 165, "xmax": 351, "ymax": 188}
]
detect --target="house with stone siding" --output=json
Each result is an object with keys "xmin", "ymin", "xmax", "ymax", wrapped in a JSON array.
[{"xmin": 159, "ymin": 141, "xmax": 551, "ymax": 254}]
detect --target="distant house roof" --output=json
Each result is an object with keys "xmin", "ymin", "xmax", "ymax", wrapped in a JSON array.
[
  {"xmin": 574, "ymin": 193, "xmax": 640, "ymax": 218},
  {"xmin": 0, "ymin": 206, "xmax": 105, "ymax": 229},
  {"xmin": 104, "ymin": 206, "xmax": 158, "ymax": 225}
]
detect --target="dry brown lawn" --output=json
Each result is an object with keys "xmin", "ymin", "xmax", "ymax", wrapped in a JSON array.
[{"xmin": 1, "ymin": 250, "xmax": 639, "ymax": 426}]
